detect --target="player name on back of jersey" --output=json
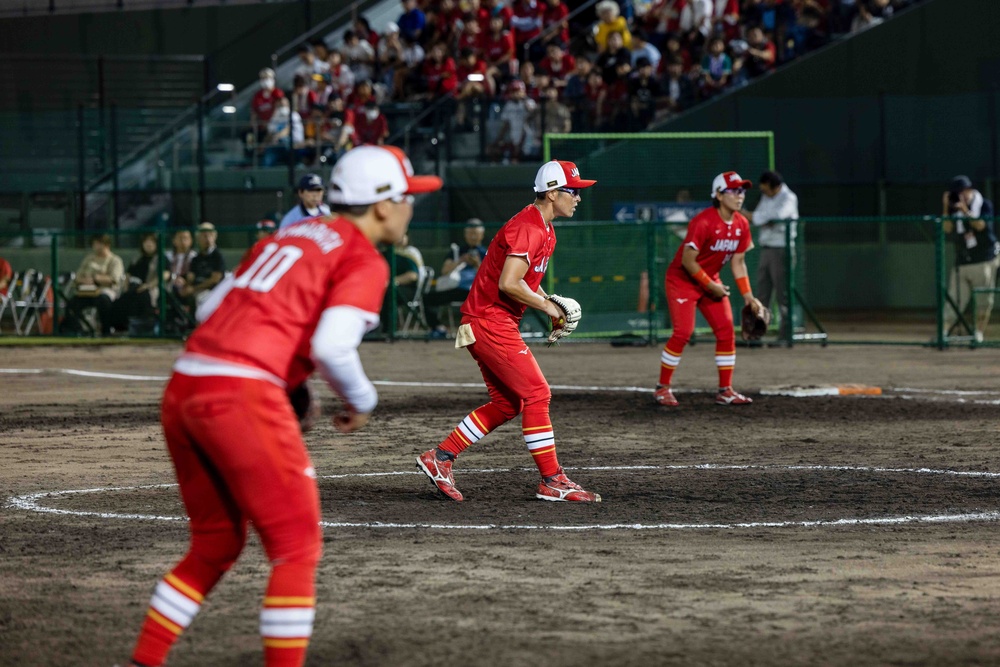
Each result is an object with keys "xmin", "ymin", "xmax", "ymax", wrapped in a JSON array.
[
  {"xmin": 709, "ymin": 239, "xmax": 740, "ymax": 252},
  {"xmin": 276, "ymin": 220, "xmax": 344, "ymax": 254}
]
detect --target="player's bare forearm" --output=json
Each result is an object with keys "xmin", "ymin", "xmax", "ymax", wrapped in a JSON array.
[{"xmin": 498, "ymin": 256, "xmax": 560, "ymax": 318}]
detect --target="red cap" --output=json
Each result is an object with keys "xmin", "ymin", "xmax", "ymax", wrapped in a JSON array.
[{"xmin": 711, "ymin": 171, "xmax": 752, "ymax": 198}]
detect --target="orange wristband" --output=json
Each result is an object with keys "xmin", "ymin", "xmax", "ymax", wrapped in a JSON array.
[
  {"xmin": 736, "ymin": 276, "xmax": 751, "ymax": 297},
  {"xmin": 692, "ymin": 269, "xmax": 712, "ymax": 289}
]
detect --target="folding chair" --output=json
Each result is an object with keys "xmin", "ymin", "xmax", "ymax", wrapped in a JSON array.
[
  {"xmin": 15, "ymin": 270, "xmax": 53, "ymax": 336},
  {"xmin": 0, "ymin": 271, "xmax": 19, "ymax": 334},
  {"xmin": 56, "ymin": 272, "xmax": 98, "ymax": 336},
  {"xmin": 400, "ymin": 266, "xmax": 434, "ymax": 335}
]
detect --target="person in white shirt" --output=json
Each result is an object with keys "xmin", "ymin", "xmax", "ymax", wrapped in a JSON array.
[{"xmin": 746, "ymin": 170, "xmax": 798, "ymax": 336}]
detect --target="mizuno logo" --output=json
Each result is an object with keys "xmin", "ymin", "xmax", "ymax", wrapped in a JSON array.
[
  {"xmin": 709, "ymin": 239, "xmax": 740, "ymax": 252},
  {"xmin": 518, "ymin": 347, "xmax": 529, "ymax": 355},
  {"xmin": 676, "ymin": 298, "xmax": 688, "ymax": 304}
]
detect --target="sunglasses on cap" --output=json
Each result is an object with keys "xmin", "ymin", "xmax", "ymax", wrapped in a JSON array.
[
  {"xmin": 556, "ymin": 187, "xmax": 580, "ymax": 197},
  {"xmin": 720, "ymin": 187, "xmax": 747, "ymax": 195}
]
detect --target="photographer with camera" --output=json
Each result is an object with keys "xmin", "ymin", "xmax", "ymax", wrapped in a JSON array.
[{"xmin": 942, "ymin": 175, "xmax": 998, "ymax": 343}]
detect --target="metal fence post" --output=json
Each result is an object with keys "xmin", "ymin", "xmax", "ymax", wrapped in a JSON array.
[
  {"xmin": 197, "ymin": 99, "xmax": 207, "ymax": 224},
  {"xmin": 51, "ymin": 233, "xmax": 61, "ymax": 335},
  {"xmin": 784, "ymin": 220, "xmax": 794, "ymax": 346},
  {"xmin": 110, "ymin": 104, "xmax": 120, "ymax": 231},
  {"xmin": 934, "ymin": 216, "xmax": 945, "ymax": 350},
  {"xmin": 646, "ymin": 221, "xmax": 657, "ymax": 344},
  {"xmin": 77, "ymin": 105, "xmax": 86, "ymax": 231}
]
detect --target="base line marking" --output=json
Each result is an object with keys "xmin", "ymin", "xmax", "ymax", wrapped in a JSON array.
[{"xmin": 7, "ymin": 464, "xmax": 1000, "ymax": 531}]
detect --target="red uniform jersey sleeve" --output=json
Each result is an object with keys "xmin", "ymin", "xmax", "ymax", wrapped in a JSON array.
[
  {"xmin": 325, "ymin": 249, "xmax": 389, "ymax": 315},
  {"xmin": 682, "ymin": 211, "xmax": 711, "ymax": 251},
  {"xmin": 502, "ymin": 217, "xmax": 541, "ymax": 264},
  {"xmin": 735, "ymin": 214, "xmax": 752, "ymax": 254}
]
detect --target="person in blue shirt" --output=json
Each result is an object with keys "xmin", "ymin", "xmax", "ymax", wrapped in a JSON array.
[
  {"xmin": 279, "ymin": 173, "xmax": 331, "ymax": 228},
  {"xmin": 397, "ymin": 0, "xmax": 426, "ymax": 44},
  {"xmin": 424, "ymin": 218, "xmax": 489, "ymax": 337}
]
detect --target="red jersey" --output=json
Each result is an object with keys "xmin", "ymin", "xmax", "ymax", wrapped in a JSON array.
[
  {"xmin": 666, "ymin": 207, "xmax": 751, "ymax": 282},
  {"xmin": 510, "ymin": 0, "xmax": 543, "ymax": 45},
  {"xmin": 423, "ymin": 57, "xmax": 458, "ymax": 94},
  {"xmin": 462, "ymin": 204, "xmax": 555, "ymax": 322},
  {"xmin": 457, "ymin": 31, "xmax": 483, "ymax": 55},
  {"xmin": 352, "ymin": 111, "xmax": 388, "ymax": 145},
  {"xmin": 456, "ymin": 59, "xmax": 491, "ymax": 95},
  {"xmin": 251, "ymin": 88, "xmax": 286, "ymax": 123},
  {"xmin": 185, "ymin": 217, "xmax": 388, "ymax": 389},
  {"xmin": 483, "ymin": 30, "xmax": 515, "ymax": 64},
  {"xmin": 541, "ymin": 1, "xmax": 570, "ymax": 44},
  {"xmin": 539, "ymin": 53, "xmax": 576, "ymax": 81}
]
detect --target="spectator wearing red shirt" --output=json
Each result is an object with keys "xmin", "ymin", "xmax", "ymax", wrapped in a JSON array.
[
  {"xmin": 325, "ymin": 51, "xmax": 356, "ymax": 101},
  {"xmin": 466, "ymin": 0, "xmax": 492, "ymax": 34},
  {"xmin": 716, "ymin": 0, "xmax": 741, "ymax": 40},
  {"xmin": 662, "ymin": 31, "xmax": 692, "ymax": 71},
  {"xmin": 352, "ymin": 101, "xmax": 389, "ymax": 145},
  {"xmin": 483, "ymin": 14, "xmax": 518, "ymax": 80},
  {"xmin": 540, "ymin": 0, "xmax": 570, "ymax": 47},
  {"xmin": 485, "ymin": 0, "xmax": 513, "ymax": 28},
  {"xmin": 538, "ymin": 41, "xmax": 576, "ymax": 89},
  {"xmin": 0, "ymin": 255, "xmax": 11, "ymax": 295},
  {"xmin": 422, "ymin": 42, "xmax": 458, "ymax": 97},
  {"xmin": 457, "ymin": 16, "xmax": 484, "ymax": 56},
  {"xmin": 643, "ymin": 0, "xmax": 685, "ymax": 48},
  {"xmin": 345, "ymin": 79, "xmax": 376, "ymax": 113},
  {"xmin": 604, "ymin": 60, "xmax": 632, "ymax": 130},
  {"xmin": 510, "ymin": 0, "xmax": 543, "ymax": 60},
  {"xmin": 250, "ymin": 68, "xmax": 286, "ymax": 140}
]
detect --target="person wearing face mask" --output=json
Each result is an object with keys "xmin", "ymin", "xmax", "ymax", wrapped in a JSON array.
[
  {"xmin": 351, "ymin": 100, "xmax": 389, "ymax": 146},
  {"xmin": 250, "ymin": 68, "xmax": 286, "ymax": 146}
]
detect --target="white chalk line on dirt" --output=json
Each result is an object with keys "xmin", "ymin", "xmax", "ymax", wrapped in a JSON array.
[
  {"xmin": 8, "ymin": 464, "xmax": 1000, "ymax": 531},
  {"xmin": 3, "ymin": 368, "xmax": 999, "ymax": 403}
]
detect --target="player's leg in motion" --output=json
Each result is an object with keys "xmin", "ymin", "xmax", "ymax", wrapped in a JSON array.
[
  {"xmin": 418, "ymin": 372, "xmax": 520, "ymax": 501},
  {"xmin": 700, "ymin": 297, "xmax": 751, "ymax": 405},
  {"xmin": 133, "ymin": 377, "xmax": 322, "ymax": 667},
  {"xmin": 655, "ymin": 285, "xmax": 698, "ymax": 406},
  {"xmin": 132, "ymin": 376, "xmax": 248, "ymax": 667}
]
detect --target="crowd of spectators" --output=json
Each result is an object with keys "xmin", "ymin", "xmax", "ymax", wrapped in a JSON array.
[{"xmin": 246, "ymin": 0, "xmax": 922, "ymax": 164}]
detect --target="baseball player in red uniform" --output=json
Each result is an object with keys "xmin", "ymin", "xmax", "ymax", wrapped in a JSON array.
[
  {"xmin": 128, "ymin": 145, "xmax": 441, "ymax": 667},
  {"xmin": 655, "ymin": 171, "xmax": 766, "ymax": 407},
  {"xmin": 417, "ymin": 160, "xmax": 601, "ymax": 503}
]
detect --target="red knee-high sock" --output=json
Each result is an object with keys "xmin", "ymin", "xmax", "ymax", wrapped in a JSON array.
[
  {"xmin": 522, "ymin": 405, "xmax": 560, "ymax": 478},
  {"xmin": 261, "ymin": 562, "xmax": 317, "ymax": 667},
  {"xmin": 658, "ymin": 341, "xmax": 684, "ymax": 386},
  {"xmin": 715, "ymin": 345, "xmax": 735, "ymax": 389},
  {"xmin": 132, "ymin": 555, "xmax": 223, "ymax": 667},
  {"xmin": 438, "ymin": 404, "xmax": 511, "ymax": 457}
]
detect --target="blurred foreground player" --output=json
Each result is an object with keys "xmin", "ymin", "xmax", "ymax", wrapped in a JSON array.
[
  {"xmin": 417, "ymin": 160, "xmax": 601, "ymax": 502},
  {"xmin": 654, "ymin": 171, "xmax": 766, "ymax": 407},
  {"xmin": 128, "ymin": 145, "xmax": 441, "ymax": 667}
]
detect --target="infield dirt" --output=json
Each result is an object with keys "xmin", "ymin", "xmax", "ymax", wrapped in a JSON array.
[{"xmin": 2, "ymin": 341, "xmax": 1000, "ymax": 667}]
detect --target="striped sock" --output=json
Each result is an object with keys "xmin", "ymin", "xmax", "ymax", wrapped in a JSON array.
[
  {"xmin": 715, "ymin": 347, "xmax": 735, "ymax": 389},
  {"xmin": 438, "ymin": 404, "xmax": 510, "ymax": 458},
  {"xmin": 659, "ymin": 344, "xmax": 683, "ymax": 386},
  {"xmin": 261, "ymin": 563, "xmax": 316, "ymax": 667},
  {"xmin": 132, "ymin": 572, "xmax": 205, "ymax": 667},
  {"xmin": 522, "ymin": 409, "xmax": 559, "ymax": 478}
]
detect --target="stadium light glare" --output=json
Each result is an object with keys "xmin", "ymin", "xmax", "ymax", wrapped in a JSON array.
[
  {"xmin": 217, "ymin": 83, "xmax": 236, "ymax": 92},
  {"xmin": 222, "ymin": 106, "xmax": 237, "ymax": 114}
]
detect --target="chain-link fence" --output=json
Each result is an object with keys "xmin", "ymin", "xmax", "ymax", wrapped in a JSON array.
[{"xmin": 1, "ymin": 218, "xmax": 996, "ymax": 347}]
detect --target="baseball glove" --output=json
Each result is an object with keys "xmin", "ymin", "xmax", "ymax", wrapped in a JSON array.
[
  {"xmin": 546, "ymin": 294, "xmax": 582, "ymax": 344},
  {"xmin": 740, "ymin": 304, "xmax": 771, "ymax": 341}
]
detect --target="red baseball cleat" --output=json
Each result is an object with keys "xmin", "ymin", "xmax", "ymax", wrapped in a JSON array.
[
  {"xmin": 654, "ymin": 385, "xmax": 679, "ymax": 406},
  {"xmin": 416, "ymin": 449, "xmax": 464, "ymax": 501},
  {"xmin": 536, "ymin": 468, "xmax": 601, "ymax": 502},
  {"xmin": 716, "ymin": 387, "xmax": 752, "ymax": 405}
]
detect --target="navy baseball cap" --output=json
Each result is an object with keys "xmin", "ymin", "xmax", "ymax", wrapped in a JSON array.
[
  {"xmin": 950, "ymin": 175, "xmax": 973, "ymax": 194},
  {"xmin": 298, "ymin": 173, "xmax": 324, "ymax": 191}
]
